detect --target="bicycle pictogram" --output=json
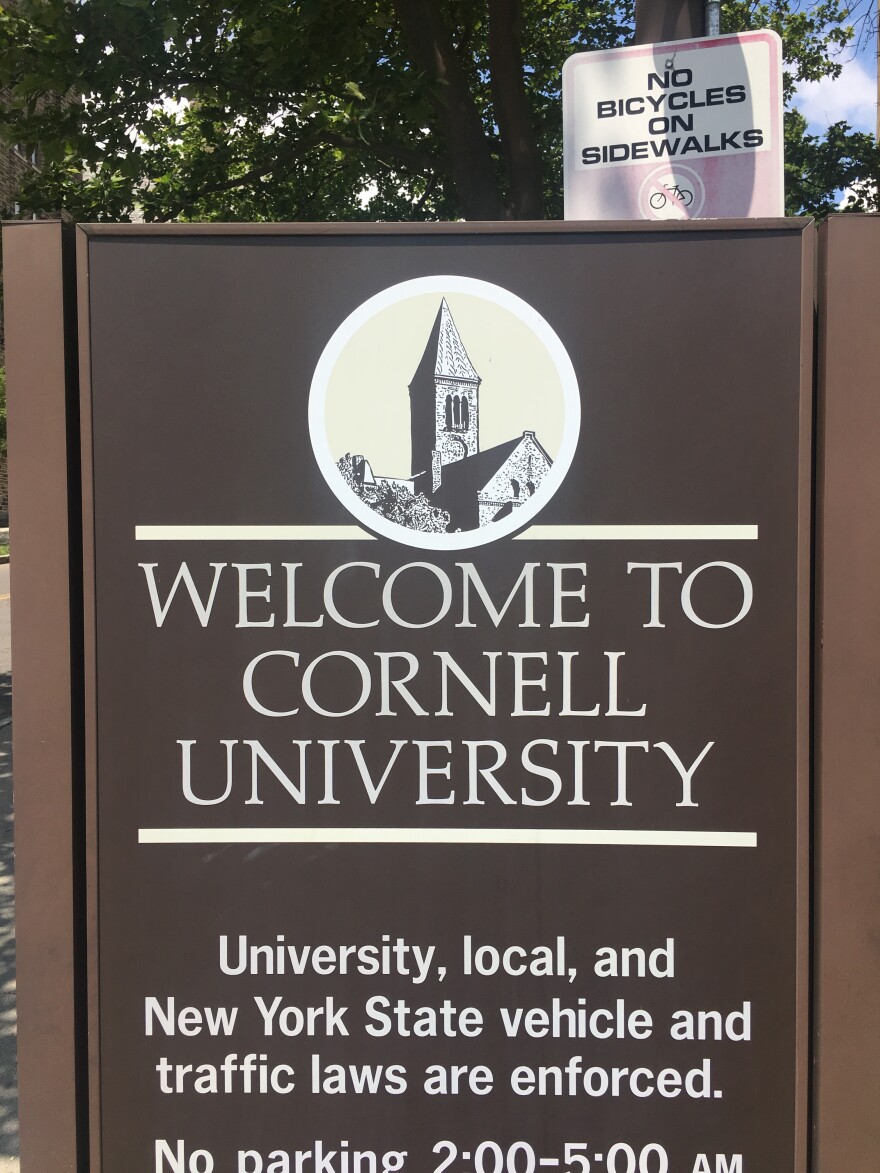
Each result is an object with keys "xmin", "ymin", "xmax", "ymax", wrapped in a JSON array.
[
  {"xmin": 648, "ymin": 183, "xmax": 694, "ymax": 210},
  {"xmin": 638, "ymin": 164, "xmax": 705, "ymax": 220}
]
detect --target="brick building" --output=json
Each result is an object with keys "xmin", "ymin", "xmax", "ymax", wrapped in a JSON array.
[{"xmin": 0, "ymin": 140, "xmax": 40, "ymax": 218}]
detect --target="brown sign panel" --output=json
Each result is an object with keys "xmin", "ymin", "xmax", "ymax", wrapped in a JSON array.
[
  {"xmin": 77, "ymin": 221, "xmax": 812, "ymax": 1173},
  {"xmin": 813, "ymin": 214, "xmax": 880, "ymax": 1172}
]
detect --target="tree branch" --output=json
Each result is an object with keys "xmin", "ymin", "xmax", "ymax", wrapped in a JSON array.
[
  {"xmin": 408, "ymin": 171, "xmax": 438, "ymax": 218},
  {"xmin": 321, "ymin": 130, "xmax": 438, "ymax": 173},
  {"xmin": 158, "ymin": 127, "xmax": 438, "ymax": 218}
]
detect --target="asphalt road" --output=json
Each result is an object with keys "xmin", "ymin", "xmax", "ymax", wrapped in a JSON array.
[{"xmin": 0, "ymin": 562, "xmax": 9, "ymax": 715}]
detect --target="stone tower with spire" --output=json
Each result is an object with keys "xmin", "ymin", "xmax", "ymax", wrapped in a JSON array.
[{"xmin": 409, "ymin": 299, "xmax": 481, "ymax": 483}]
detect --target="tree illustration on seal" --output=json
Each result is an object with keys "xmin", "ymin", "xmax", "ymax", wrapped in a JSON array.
[{"xmin": 337, "ymin": 298, "xmax": 553, "ymax": 534}]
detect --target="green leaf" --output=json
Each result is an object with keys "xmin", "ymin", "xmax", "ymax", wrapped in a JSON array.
[{"xmin": 0, "ymin": 0, "xmax": 870, "ymax": 223}]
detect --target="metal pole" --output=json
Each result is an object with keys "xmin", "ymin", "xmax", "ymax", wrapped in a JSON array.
[{"xmin": 705, "ymin": 0, "xmax": 721, "ymax": 36}]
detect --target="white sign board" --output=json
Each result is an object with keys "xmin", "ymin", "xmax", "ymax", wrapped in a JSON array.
[{"xmin": 563, "ymin": 31, "xmax": 784, "ymax": 221}]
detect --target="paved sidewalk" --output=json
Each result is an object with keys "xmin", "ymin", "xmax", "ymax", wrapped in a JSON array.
[
  {"xmin": 0, "ymin": 715, "xmax": 17, "ymax": 1172},
  {"xmin": 0, "ymin": 559, "xmax": 18, "ymax": 1170}
]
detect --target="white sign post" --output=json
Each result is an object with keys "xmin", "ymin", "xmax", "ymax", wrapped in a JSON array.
[{"xmin": 563, "ymin": 31, "xmax": 784, "ymax": 220}]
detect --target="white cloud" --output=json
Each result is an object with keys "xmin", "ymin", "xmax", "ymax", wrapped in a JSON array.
[
  {"xmin": 796, "ymin": 56, "xmax": 876, "ymax": 134},
  {"xmin": 839, "ymin": 180, "xmax": 878, "ymax": 210}
]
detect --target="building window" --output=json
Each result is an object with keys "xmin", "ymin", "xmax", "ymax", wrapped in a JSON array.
[
  {"xmin": 444, "ymin": 393, "xmax": 471, "ymax": 433},
  {"xmin": 13, "ymin": 143, "xmax": 38, "ymax": 166}
]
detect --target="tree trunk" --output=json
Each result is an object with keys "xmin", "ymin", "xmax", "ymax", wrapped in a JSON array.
[
  {"xmin": 634, "ymin": 0, "xmax": 704, "ymax": 43},
  {"xmin": 488, "ymin": 0, "xmax": 545, "ymax": 218},
  {"xmin": 394, "ymin": 0, "xmax": 506, "ymax": 219}
]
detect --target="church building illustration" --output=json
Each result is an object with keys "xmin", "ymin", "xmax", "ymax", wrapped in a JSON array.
[{"xmin": 339, "ymin": 298, "xmax": 553, "ymax": 533}]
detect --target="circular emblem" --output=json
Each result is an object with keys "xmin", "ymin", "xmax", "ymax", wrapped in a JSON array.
[
  {"xmin": 639, "ymin": 164, "xmax": 706, "ymax": 220},
  {"xmin": 309, "ymin": 276, "xmax": 580, "ymax": 550}
]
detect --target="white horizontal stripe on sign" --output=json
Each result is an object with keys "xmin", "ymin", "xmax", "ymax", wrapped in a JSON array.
[
  {"xmin": 139, "ymin": 827, "xmax": 757, "ymax": 848},
  {"xmin": 135, "ymin": 524, "xmax": 758, "ymax": 542},
  {"xmin": 135, "ymin": 525, "xmax": 375, "ymax": 541},
  {"xmin": 514, "ymin": 525, "xmax": 758, "ymax": 541}
]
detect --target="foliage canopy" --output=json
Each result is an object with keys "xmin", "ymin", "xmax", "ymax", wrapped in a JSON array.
[{"xmin": 0, "ymin": 0, "xmax": 877, "ymax": 221}]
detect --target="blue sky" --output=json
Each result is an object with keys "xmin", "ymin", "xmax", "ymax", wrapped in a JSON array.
[{"xmin": 795, "ymin": 27, "xmax": 877, "ymax": 135}]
